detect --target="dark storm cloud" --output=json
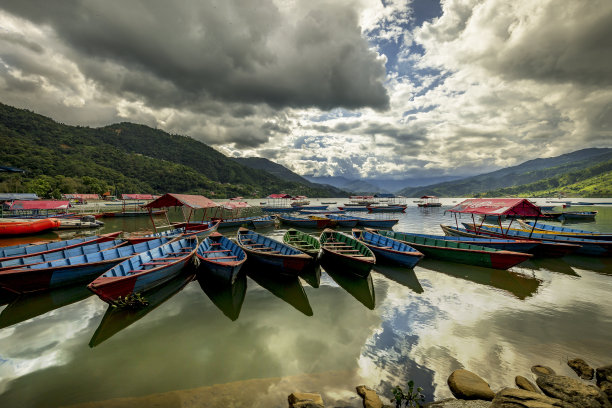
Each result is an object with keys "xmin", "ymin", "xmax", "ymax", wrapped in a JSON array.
[
  {"xmin": 363, "ymin": 122, "xmax": 427, "ymax": 142},
  {"xmin": 1, "ymin": 0, "xmax": 389, "ymax": 112}
]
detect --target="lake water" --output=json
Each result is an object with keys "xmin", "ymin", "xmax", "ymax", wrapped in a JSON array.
[{"xmin": 1, "ymin": 199, "xmax": 611, "ymax": 407}]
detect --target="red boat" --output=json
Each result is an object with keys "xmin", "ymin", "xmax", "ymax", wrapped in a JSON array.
[{"xmin": 0, "ymin": 219, "xmax": 61, "ymax": 237}]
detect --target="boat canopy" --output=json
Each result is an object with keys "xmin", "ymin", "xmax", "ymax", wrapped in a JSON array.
[
  {"xmin": 447, "ymin": 198, "xmax": 542, "ymax": 217},
  {"xmin": 221, "ymin": 201, "xmax": 250, "ymax": 209},
  {"xmin": 143, "ymin": 193, "xmax": 219, "ymax": 209},
  {"xmin": 9, "ymin": 200, "xmax": 71, "ymax": 210},
  {"xmin": 64, "ymin": 193, "xmax": 100, "ymax": 200},
  {"xmin": 267, "ymin": 194, "xmax": 292, "ymax": 199},
  {"xmin": 121, "ymin": 194, "xmax": 155, "ymax": 200},
  {"xmin": 420, "ymin": 195, "xmax": 438, "ymax": 199}
]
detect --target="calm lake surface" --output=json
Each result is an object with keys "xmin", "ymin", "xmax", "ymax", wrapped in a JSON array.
[{"xmin": 1, "ymin": 198, "xmax": 611, "ymax": 407}]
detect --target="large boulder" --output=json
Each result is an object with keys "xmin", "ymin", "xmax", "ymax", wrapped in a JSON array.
[
  {"xmin": 597, "ymin": 365, "xmax": 612, "ymax": 386},
  {"xmin": 536, "ymin": 375, "xmax": 612, "ymax": 408},
  {"xmin": 490, "ymin": 388, "xmax": 572, "ymax": 407},
  {"xmin": 288, "ymin": 392, "xmax": 325, "ymax": 408},
  {"xmin": 568, "ymin": 358, "xmax": 594, "ymax": 380},
  {"xmin": 531, "ymin": 365, "xmax": 556, "ymax": 377},
  {"xmin": 515, "ymin": 376, "xmax": 539, "ymax": 393},
  {"xmin": 600, "ymin": 382, "xmax": 612, "ymax": 404},
  {"xmin": 356, "ymin": 385, "xmax": 385, "ymax": 408},
  {"xmin": 448, "ymin": 369, "xmax": 495, "ymax": 401},
  {"xmin": 424, "ymin": 399, "xmax": 491, "ymax": 407}
]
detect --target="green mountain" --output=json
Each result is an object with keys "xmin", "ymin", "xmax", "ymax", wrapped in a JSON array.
[
  {"xmin": 398, "ymin": 148, "xmax": 612, "ymax": 197},
  {"xmin": 478, "ymin": 158, "xmax": 612, "ymax": 198},
  {"xmin": 0, "ymin": 103, "xmax": 344, "ymax": 198}
]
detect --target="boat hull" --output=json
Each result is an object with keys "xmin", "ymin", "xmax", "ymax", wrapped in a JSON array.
[
  {"xmin": 0, "ymin": 218, "xmax": 61, "ymax": 236},
  {"xmin": 378, "ymin": 230, "xmax": 531, "ymax": 270}
]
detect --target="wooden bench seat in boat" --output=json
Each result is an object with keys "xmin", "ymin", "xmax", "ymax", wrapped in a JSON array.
[{"xmin": 203, "ymin": 250, "xmax": 232, "ymax": 253}]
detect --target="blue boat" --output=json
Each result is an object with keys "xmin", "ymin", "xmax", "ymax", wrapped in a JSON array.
[
  {"xmin": 324, "ymin": 214, "xmax": 359, "ymax": 227},
  {"xmin": 236, "ymin": 228, "xmax": 312, "ymax": 276},
  {"xmin": 175, "ymin": 220, "xmax": 220, "ymax": 238},
  {"xmin": 352, "ymin": 229, "xmax": 423, "ymax": 268},
  {"xmin": 426, "ymin": 225, "xmax": 542, "ymax": 253},
  {"xmin": 298, "ymin": 209, "xmax": 345, "ymax": 214},
  {"xmin": 0, "ymin": 238, "xmax": 173, "ymax": 294},
  {"xmin": 126, "ymin": 227, "xmax": 186, "ymax": 243},
  {"xmin": 337, "ymin": 206, "xmax": 370, "ymax": 212},
  {"xmin": 559, "ymin": 211, "xmax": 597, "ymax": 221},
  {"xmin": 278, "ymin": 215, "xmax": 333, "ymax": 229},
  {"xmin": 196, "ymin": 232, "xmax": 247, "ymax": 283},
  {"xmin": 517, "ymin": 220, "xmax": 612, "ymax": 241},
  {"xmin": 261, "ymin": 206, "xmax": 298, "ymax": 213},
  {"xmin": 292, "ymin": 205, "xmax": 328, "ymax": 211},
  {"xmin": 213, "ymin": 216, "xmax": 263, "ymax": 228},
  {"xmin": 0, "ymin": 239, "xmax": 126, "ymax": 271},
  {"xmin": 88, "ymin": 237, "xmax": 198, "ymax": 304},
  {"xmin": 351, "ymin": 215, "xmax": 399, "ymax": 228},
  {"xmin": 0, "ymin": 232, "xmax": 122, "ymax": 262},
  {"xmin": 251, "ymin": 215, "xmax": 276, "ymax": 228},
  {"xmin": 463, "ymin": 223, "xmax": 612, "ymax": 257}
]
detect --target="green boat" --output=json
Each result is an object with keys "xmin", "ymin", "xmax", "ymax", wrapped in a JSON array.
[
  {"xmin": 376, "ymin": 230, "xmax": 531, "ymax": 270},
  {"xmin": 282, "ymin": 229, "xmax": 321, "ymax": 258},
  {"xmin": 319, "ymin": 229, "xmax": 375, "ymax": 277}
]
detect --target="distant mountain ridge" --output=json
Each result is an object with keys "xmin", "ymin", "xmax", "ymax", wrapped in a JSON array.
[
  {"xmin": 397, "ymin": 148, "xmax": 612, "ymax": 197},
  {"xmin": 304, "ymin": 175, "xmax": 462, "ymax": 193}
]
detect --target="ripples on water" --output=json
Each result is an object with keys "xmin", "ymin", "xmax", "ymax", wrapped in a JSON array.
[{"xmin": 0, "ymin": 199, "xmax": 611, "ymax": 407}]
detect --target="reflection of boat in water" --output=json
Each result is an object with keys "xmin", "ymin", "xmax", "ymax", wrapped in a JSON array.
[
  {"xmin": 197, "ymin": 272, "xmax": 247, "ymax": 321},
  {"xmin": 419, "ymin": 259, "xmax": 542, "ymax": 300},
  {"xmin": 89, "ymin": 271, "xmax": 195, "ymax": 347},
  {"xmin": 0, "ymin": 283, "xmax": 92, "ymax": 328},
  {"xmin": 322, "ymin": 259, "xmax": 375, "ymax": 309},
  {"xmin": 299, "ymin": 264, "xmax": 321, "ymax": 288},
  {"xmin": 373, "ymin": 264, "xmax": 424, "ymax": 294},
  {"xmin": 245, "ymin": 265, "xmax": 313, "ymax": 316},
  {"xmin": 520, "ymin": 258, "xmax": 579, "ymax": 277},
  {"xmin": 0, "ymin": 286, "xmax": 18, "ymax": 306},
  {"xmin": 563, "ymin": 255, "xmax": 612, "ymax": 276}
]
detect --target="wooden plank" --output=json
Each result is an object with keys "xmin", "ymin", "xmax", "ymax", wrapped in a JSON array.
[{"xmin": 203, "ymin": 250, "xmax": 232, "ymax": 253}]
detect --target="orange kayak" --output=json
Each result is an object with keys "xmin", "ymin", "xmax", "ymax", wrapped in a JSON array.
[{"xmin": 0, "ymin": 219, "xmax": 61, "ymax": 236}]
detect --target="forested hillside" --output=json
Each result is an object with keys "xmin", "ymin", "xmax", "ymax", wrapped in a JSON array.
[
  {"xmin": 398, "ymin": 148, "xmax": 612, "ymax": 197},
  {"xmin": 0, "ymin": 103, "xmax": 344, "ymax": 198}
]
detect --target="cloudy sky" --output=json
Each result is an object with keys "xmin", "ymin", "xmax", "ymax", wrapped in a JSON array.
[{"xmin": 1, "ymin": 0, "xmax": 611, "ymax": 180}]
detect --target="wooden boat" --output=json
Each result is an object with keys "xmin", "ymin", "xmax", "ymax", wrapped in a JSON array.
[
  {"xmin": 174, "ymin": 220, "xmax": 220, "ymax": 238},
  {"xmin": 367, "ymin": 205, "xmax": 406, "ymax": 213},
  {"xmin": 212, "ymin": 216, "xmax": 263, "ymax": 228},
  {"xmin": 376, "ymin": 230, "xmax": 532, "ymax": 270},
  {"xmin": 352, "ymin": 229, "xmax": 422, "ymax": 268},
  {"xmin": 321, "ymin": 202, "xmax": 337, "ymax": 205},
  {"xmin": 56, "ymin": 215, "xmax": 104, "ymax": 230},
  {"xmin": 0, "ymin": 232, "xmax": 122, "ymax": 262},
  {"xmin": 0, "ymin": 238, "xmax": 172, "ymax": 294},
  {"xmin": 319, "ymin": 229, "xmax": 375, "ymax": 277},
  {"xmin": 462, "ymin": 223, "xmax": 612, "ymax": 257},
  {"xmin": 278, "ymin": 215, "xmax": 333, "ymax": 229},
  {"xmin": 0, "ymin": 238, "xmax": 126, "ymax": 271},
  {"xmin": 251, "ymin": 215, "xmax": 275, "ymax": 229},
  {"xmin": 324, "ymin": 214, "xmax": 359, "ymax": 227},
  {"xmin": 261, "ymin": 206, "xmax": 298, "ymax": 213},
  {"xmin": 298, "ymin": 209, "xmax": 345, "ymax": 214},
  {"xmin": 282, "ymin": 229, "xmax": 321, "ymax": 258},
  {"xmin": 434, "ymin": 225, "xmax": 541, "ymax": 253},
  {"xmin": 88, "ymin": 237, "xmax": 198, "ymax": 304},
  {"xmin": 337, "ymin": 206, "xmax": 370, "ymax": 212},
  {"xmin": 196, "ymin": 232, "xmax": 247, "ymax": 283},
  {"xmin": 236, "ymin": 228, "xmax": 311, "ymax": 276},
  {"xmin": 441, "ymin": 224, "xmax": 580, "ymax": 258},
  {"xmin": 559, "ymin": 211, "xmax": 597, "ymax": 220},
  {"xmin": 0, "ymin": 218, "xmax": 61, "ymax": 236},
  {"xmin": 351, "ymin": 215, "xmax": 399, "ymax": 228},
  {"xmin": 417, "ymin": 196, "xmax": 442, "ymax": 207},
  {"xmin": 517, "ymin": 220, "xmax": 612, "ymax": 241},
  {"xmin": 125, "ymin": 227, "xmax": 185, "ymax": 244}
]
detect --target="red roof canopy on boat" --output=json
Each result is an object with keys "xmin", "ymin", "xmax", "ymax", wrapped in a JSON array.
[
  {"xmin": 267, "ymin": 194, "xmax": 292, "ymax": 199},
  {"xmin": 9, "ymin": 200, "xmax": 71, "ymax": 210},
  {"xmin": 221, "ymin": 201, "xmax": 250, "ymax": 209},
  {"xmin": 143, "ymin": 193, "xmax": 219, "ymax": 209},
  {"xmin": 420, "ymin": 195, "xmax": 438, "ymax": 199},
  {"xmin": 121, "ymin": 194, "xmax": 155, "ymax": 200},
  {"xmin": 447, "ymin": 198, "xmax": 542, "ymax": 217}
]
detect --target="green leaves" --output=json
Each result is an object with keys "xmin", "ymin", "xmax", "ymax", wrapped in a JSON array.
[{"xmin": 390, "ymin": 381, "xmax": 425, "ymax": 408}]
